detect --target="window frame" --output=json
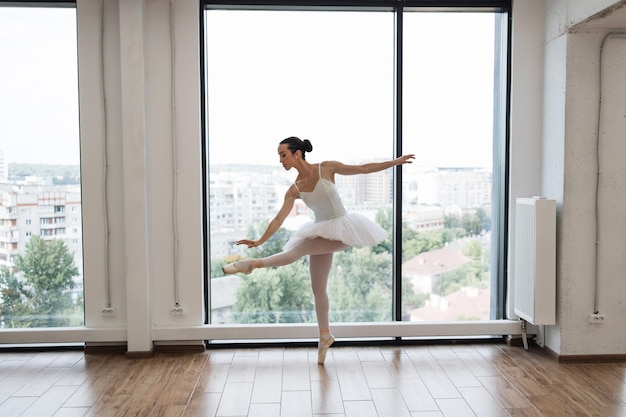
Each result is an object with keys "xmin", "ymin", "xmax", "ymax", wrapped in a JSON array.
[
  {"xmin": 0, "ymin": 0, "xmax": 85, "ymax": 330},
  {"xmin": 200, "ymin": 0, "xmax": 512, "ymax": 339}
]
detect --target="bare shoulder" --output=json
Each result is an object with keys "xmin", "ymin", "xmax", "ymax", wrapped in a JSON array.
[
  {"xmin": 324, "ymin": 160, "xmax": 367, "ymax": 176},
  {"xmin": 319, "ymin": 160, "xmax": 344, "ymax": 173},
  {"xmin": 285, "ymin": 183, "xmax": 300, "ymax": 199}
]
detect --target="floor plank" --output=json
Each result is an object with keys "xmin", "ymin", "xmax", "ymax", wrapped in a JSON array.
[
  {"xmin": 344, "ymin": 400, "xmax": 378, "ymax": 417},
  {"xmin": 311, "ymin": 379, "xmax": 343, "ymax": 414},
  {"xmin": 251, "ymin": 349, "xmax": 283, "ymax": 404},
  {"xmin": 281, "ymin": 390, "xmax": 312, "ymax": 417},
  {"xmin": 370, "ymin": 388, "xmax": 412, "ymax": 417},
  {"xmin": 337, "ymin": 369, "xmax": 371, "ymax": 401},
  {"xmin": 216, "ymin": 381, "xmax": 253, "ymax": 417},
  {"xmin": 0, "ymin": 344, "xmax": 625, "ymax": 417}
]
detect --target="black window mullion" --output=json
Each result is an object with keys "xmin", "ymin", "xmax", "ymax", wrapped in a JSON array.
[
  {"xmin": 393, "ymin": 1, "xmax": 403, "ymax": 323},
  {"xmin": 199, "ymin": 0, "xmax": 210, "ymax": 325}
]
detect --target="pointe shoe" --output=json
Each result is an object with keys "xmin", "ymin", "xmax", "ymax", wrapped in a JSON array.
[
  {"xmin": 222, "ymin": 260, "xmax": 256, "ymax": 275},
  {"xmin": 317, "ymin": 335, "xmax": 335, "ymax": 365}
]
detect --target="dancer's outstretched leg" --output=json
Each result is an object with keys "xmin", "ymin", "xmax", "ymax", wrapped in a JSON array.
[
  {"xmin": 223, "ymin": 238, "xmax": 348, "ymax": 275},
  {"xmin": 310, "ymin": 252, "xmax": 336, "ymax": 364}
]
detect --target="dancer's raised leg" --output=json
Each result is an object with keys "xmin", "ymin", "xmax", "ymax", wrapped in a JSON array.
[
  {"xmin": 223, "ymin": 237, "xmax": 347, "ymax": 274},
  {"xmin": 264, "ymin": 238, "xmax": 347, "ymax": 267}
]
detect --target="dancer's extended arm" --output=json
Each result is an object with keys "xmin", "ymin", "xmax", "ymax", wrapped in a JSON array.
[
  {"xmin": 325, "ymin": 154, "xmax": 415, "ymax": 177},
  {"xmin": 236, "ymin": 185, "xmax": 298, "ymax": 248}
]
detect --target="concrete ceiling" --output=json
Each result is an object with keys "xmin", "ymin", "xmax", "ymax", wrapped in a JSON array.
[{"xmin": 573, "ymin": 1, "xmax": 626, "ymax": 30}]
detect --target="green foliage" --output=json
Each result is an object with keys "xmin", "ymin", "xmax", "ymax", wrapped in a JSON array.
[
  {"xmin": 211, "ymin": 259, "xmax": 229, "ymax": 278},
  {"xmin": 375, "ymin": 208, "xmax": 467, "ymax": 261},
  {"xmin": 0, "ymin": 269, "xmax": 32, "ymax": 326},
  {"xmin": 211, "ymin": 223, "xmax": 292, "ymax": 279},
  {"xmin": 221, "ymin": 223, "xmax": 314, "ymax": 323},
  {"xmin": 402, "ymin": 275, "xmax": 428, "ymax": 314},
  {"xmin": 247, "ymin": 222, "xmax": 292, "ymax": 259},
  {"xmin": 232, "ymin": 262, "xmax": 314, "ymax": 323},
  {"xmin": 374, "ymin": 208, "xmax": 426, "ymax": 259},
  {"xmin": 475, "ymin": 207, "xmax": 491, "ymax": 232},
  {"xmin": 229, "ymin": 245, "xmax": 402, "ymax": 324},
  {"xmin": 402, "ymin": 229, "xmax": 443, "ymax": 261},
  {"xmin": 329, "ymin": 247, "xmax": 393, "ymax": 322},
  {"xmin": 463, "ymin": 240, "xmax": 483, "ymax": 260},
  {"xmin": 227, "ymin": 207, "xmax": 492, "ymax": 325},
  {"xmin": 433, "ymin": 240, "xmax": 490, "ymax": 296},
  {"xmin": 373, "ymin": 209, "xmax": 393, "ymax": 254},
  {"xmin": 0, "ymin": 236, "xmax": 82, "ymax": 327},
  {"xmin": 444, "ymin": 209, "xmax": 491, "ymax": 236}
]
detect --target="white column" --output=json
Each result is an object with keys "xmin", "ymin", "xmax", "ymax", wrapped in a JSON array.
[{"xmin": 118, "ymin": 0, "xmax": 153, "ymax": 354}]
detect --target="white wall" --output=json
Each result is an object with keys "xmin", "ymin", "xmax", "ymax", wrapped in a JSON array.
[
  {"xmin": 536, "ymin": 0, "xmax": 626, "ymax": 355},
  {"xmin": 559, "ymin": 32, "xmax": 626, "ymax": 355},
  {"xmin": 78, "ymin": 0, "xmax": 204, "ymax": 351}
]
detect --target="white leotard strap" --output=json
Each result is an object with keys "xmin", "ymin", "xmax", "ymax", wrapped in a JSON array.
[{"xmin": 294, "ymin": 162, "xmax": 323, "ymax": 193}]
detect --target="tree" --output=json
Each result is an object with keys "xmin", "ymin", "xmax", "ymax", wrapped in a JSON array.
[
  {"xmin": 233, "ymin": 262, "xmax": 315, "ymax": 324},
  {"xmin": 246, "ymin": 221, "xmax": 292, "ymax": 258},
  {"xmin": 432, "ymin": 239, "xmax": 490, "ymax": 296},
  {"xmin": 475, "ymin": 207, "xmax": 491, "ymax": 232},
  {"xmin": 228, "ymin": 223, "xmax": 318, "ymax": 323},
  {"xmin": 0, "ymin": 236, "xmax": 81, "ymax": 327},
  {"xmin": 402, "ymin": 275, "xmax": 429, "ymax": 316},
  {"xmin": 376, "ymin": 208, "xmax": 470, "ymax": 261},
  {"xmin": 445, "ymin": 210, "xmax": 490, "ymax": 236},
  {"xmin": 211, "ymin": 222, "xmax": 292, "ymax": 278},
  {"xmin": 373, "ymin": 208, "xmax": 394, "ymax": 255},
  {"xmin": 229, "ymin": 210, "xmax": 488, "ymax": 325},
  {"xmin": 329, "ymin": 247, "xmax": 393, "ymax": 322},
  {"xmin": 0, "ymin": 268, "xmax": 33, "ymax": 327}
]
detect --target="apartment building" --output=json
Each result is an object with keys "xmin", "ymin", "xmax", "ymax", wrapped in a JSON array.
[
  {"xmin": 0, "ymin": 149, "xmax": 7, "ymax": 183},
  {"xmin": 0, "ymin": 184, "xmax": 83, "ymax": 281},
  {"xmin": 415, "ymin": 168, "xmax": 492, "ymax": 208}
]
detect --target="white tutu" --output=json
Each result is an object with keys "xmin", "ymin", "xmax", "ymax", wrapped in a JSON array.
[{"xmin": 283, "ymin": 213, "xmax": 387, "ymax": 251}]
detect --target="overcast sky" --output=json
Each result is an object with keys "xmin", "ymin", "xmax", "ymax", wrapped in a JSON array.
[
  {"xmin": 0, "ymin": 7, "xmax": 498, "ymax": 169},
  {"xmin": 206, "ymin": 9, "xmax": 498, "ymax": 168},
  {"xmin": 0, "ymin": 7, "xmax": 79, "ymax": 165}
]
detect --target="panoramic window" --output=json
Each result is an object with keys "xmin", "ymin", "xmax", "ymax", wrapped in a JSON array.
[
  {"xmin": 203, "ymin": 3, "xmax": 508, "ymax": 329},
  {"xmin": 0, "ymin": 6, "xmax": 83, "ymax": 328}
]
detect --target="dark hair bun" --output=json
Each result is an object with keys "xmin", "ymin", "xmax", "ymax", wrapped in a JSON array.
[{"xmin": 302, "ymin": 139, "xmax": 313, "ymax": 152}]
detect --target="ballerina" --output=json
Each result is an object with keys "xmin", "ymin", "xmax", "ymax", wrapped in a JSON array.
[{"xmin": 223, "ymin": 136, "xmax": 414, "ymax": 364}]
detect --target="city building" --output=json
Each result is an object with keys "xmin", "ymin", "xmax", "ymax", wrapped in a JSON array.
[
  {"xmin": 0, "ymin": 185, "xmax": 83, "ymax": 283},
  {"xmin": 416, "ymin": 167, "xmax": 491, "ymax": 208},
  {"xmin": 0, "ymin": 149, "xmax": 7, "ymax": 183}
]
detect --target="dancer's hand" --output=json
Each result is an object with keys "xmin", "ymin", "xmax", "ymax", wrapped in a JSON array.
[
  {"xmin": 396, "ymin": 154, "xmax": 415, "ymax": 165},
  {"xmin": 236, "ymin": 239, "xmax": 260, "ymax": 248}
]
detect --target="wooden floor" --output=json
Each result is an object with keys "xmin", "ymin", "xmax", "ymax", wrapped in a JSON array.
[{"xmin": 0, "ymin": 342, "xmax": 625, "ymax": 417}]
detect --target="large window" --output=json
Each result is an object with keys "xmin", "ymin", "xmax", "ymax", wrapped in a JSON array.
[
  {"xmin": 203, "ymin": 2, "xmax": 509, "ymax": 328},
  {"xmin": 0, "ymin": 5, "xmax": 83, "ymax": 328},
  {"xmin": 401, "ymin": 11, "xmax": 505, "ymax": 321}
]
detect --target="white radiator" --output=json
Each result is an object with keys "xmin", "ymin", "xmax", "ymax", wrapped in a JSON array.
[{"xmin": 514, "ymin": 197, "xmax": 556, "ymax": 325}]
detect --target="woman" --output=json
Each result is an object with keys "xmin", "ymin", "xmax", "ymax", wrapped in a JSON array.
[{"xmin": 223, "ymin": 136, "xmax": 415, "ymax": 364}]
